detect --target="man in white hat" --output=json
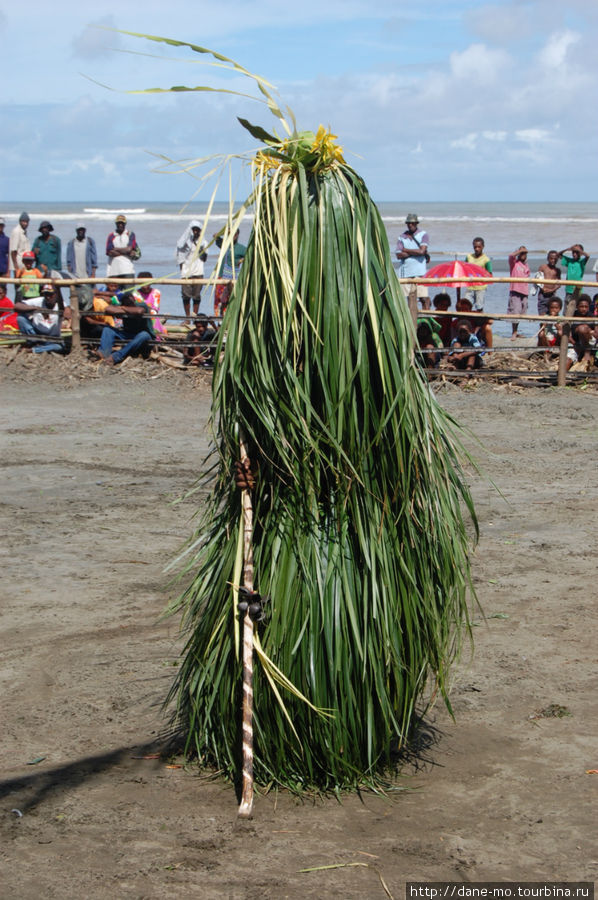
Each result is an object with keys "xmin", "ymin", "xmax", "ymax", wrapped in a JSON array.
[
  {"xmin": 396, "ymin": 213, "xmax": 431, "ymax": 312},
  {"xmin": 175, "ymin": 220, "xmax": 208, "ymax": 322},
  {"xmin": 106, "ymin": 214, "xmax": 138, "ymax": 280}
]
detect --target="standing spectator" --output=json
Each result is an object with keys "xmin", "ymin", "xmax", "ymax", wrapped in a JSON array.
[
  {"xmin": 508, "ymin": 246, "xmax": 530, "ymax": 339},
  {"xmin": 558, "ymin": 244, "xmax": 589, "ymax": 316},
  {"xmin": 9, "ymin": 212, "xmax": 31, "ymax": 277},
  {"xmin": 32, "ymin": 221, "xmax": 62, "ymax": 275},
  {"xmin": 214, "ymin": 229, "xmax": 246, "ymax": 318},
  {"xmin": 66, "ymin": 224, "xmax": 97, "ymax": 312},
  {"xmin": 396, "ymin": 213, "xmax": 431, "ymax": 311},
  {"xmin": 536, "ymin": 251, "xmax": 561, "ymax": 315},
  {"xmin": 0, "ymin": 218, "xmax": 10, "ymax": 279},
  {"xmin": 176, "ymin": 220, "xmax": 208, "ymax": 323},
  {"xmin": 464, "ymin": 237, "xmax": 492, "ymax": 311},
  {"xmin": 106, "ymin": 214, "xmax": 138, "ymax": 281}
]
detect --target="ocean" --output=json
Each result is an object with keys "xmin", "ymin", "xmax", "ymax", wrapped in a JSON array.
[{"xmin": 3, "ymin": 201, "xmax": 597, "ymax": 338}]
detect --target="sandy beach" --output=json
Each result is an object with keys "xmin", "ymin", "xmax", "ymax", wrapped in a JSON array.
[{"xmin": 1, "ymin": 357, "xmax": 596, "ymax": 898}]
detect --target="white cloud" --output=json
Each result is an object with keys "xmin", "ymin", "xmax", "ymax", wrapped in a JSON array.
[
  {"xmin": 450, "ymin": 43, "xmax": 509, "ymax": 84},
  {"xmin": 537, "ymin": 30, "xmax": 580, "ymax": 68},
  {"xmin": 482, "ymin": 131, "xmax": 507, "ymax": 141},
  {"xmin": 468, "ymin": 2, "xmax": 535, "ymax": 44},
  {"xmin": 71, "ymin": 18, "xmax": 122, "ymax": 59},
  {"xmin": 49, "ymin": 155, "xmax": 119, "ymax": 179},
  {"xmin": 515, "ymin": 128, "xmax": 551, "ymax": 144},
  {"xmin": 451, "ymin": 133, "xmax": 478, "ymax": 151}
]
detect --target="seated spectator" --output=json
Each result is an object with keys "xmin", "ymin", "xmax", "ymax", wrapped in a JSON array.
[
  {"xmin": 0, "ymin": 284, "xmax": 19, "ymax": 332},
  {"xmin": 97, "ymin": 288, "xmax": 154, "ymax": 366},
  {"xmin": 567, "ymin": 295, "xmax": 596, "ymax": 370},
  {"xmin": 15, "ymin": 283, "xmax": 70, "ymax": 353},
  {"xmin": 448, "ymin": 319, "xmax": 483, "ymax": 371},
  {"xmin": 432, "ymin": 292, "xmax": 452, "ymax": 346},
  {"xmin": 184, "ymin": 314, "xmax": 217, "ymax": 367},
  {"xmin": 537, "ymin": 297, "xmax": 563, "ymax": 352},
  {"xmin": 134, "ymin": 272, "xmax": 167, "ymax": 340},
  {"xmin": 16, "ymin": 250, "xmax": 44, "ymax": 301},
  {"xmin": 80, "ymin": 284, "xmax": 118, "ymax": 342},
  {"xmin": 416, "ymin": 317, "xmax": 442, "ymax": 368},
  {"xmin": 452, "ymin": 296, "xmax": 493, "ymax": 348}
]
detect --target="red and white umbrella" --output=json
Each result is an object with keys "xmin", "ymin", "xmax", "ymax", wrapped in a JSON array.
[
  {"xmin": 424, "ymin": 260, "xmax": 491, "ymax": 288},
  {"xmin": 423, "ymin": 260, "xmax": 492, "ymax": 303}
]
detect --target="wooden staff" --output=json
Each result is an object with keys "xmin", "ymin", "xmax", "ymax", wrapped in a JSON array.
[{"xmin": 238, "ymin": 432, "xmax": 255, "ymax": 819}]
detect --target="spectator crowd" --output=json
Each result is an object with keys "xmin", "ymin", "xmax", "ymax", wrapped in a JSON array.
[
  {"xmin": 0, "ymin": 210, "xmax": 596, "ymax": 371},
  {"xmin": 395, "ymin": 213, "xmax": 598, "ymax": 372}
]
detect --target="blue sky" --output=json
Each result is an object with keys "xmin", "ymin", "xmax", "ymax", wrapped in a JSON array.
[{"xmin": 2, "ymin": 0, "xmax": 597, "ymax": 202}]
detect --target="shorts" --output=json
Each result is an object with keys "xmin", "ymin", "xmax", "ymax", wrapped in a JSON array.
[
  {"xmin": 507, "ymin": 291, "xmax": 528, "ymax": 316},
  {"xmin": 181, "ymin": 281, "xmax": 203, "ymax": 302},
  {"xmin": 464, "ymin": 288, "xmax": 487, "ymax": 311}
]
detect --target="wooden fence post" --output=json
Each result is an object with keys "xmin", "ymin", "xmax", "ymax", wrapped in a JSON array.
[
  {"xmin": 70, "ymin": 288, "xmax": 81, "ymax": 356},
  {"xmin": 557, "ymin": 323, "xmax": 570, "ymax": 388}
]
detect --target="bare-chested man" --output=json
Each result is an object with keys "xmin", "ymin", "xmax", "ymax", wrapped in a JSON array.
[{"xmin": 536, "ymin": 251, "xmax": 561, "ymax": 315}]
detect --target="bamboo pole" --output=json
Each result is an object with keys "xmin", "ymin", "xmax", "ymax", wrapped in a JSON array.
[{"xmin": 238, "ymin": 432, "xmax": 255, "ymax": 819}]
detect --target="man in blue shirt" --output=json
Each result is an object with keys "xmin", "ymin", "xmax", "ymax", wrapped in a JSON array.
[
  {"xmin": 396, "ymin": 213, "xmax": 431, "ymax": 312},
  {"xmin": 66, "ymin": 224, "xmax": 98, "ymax": 311}
]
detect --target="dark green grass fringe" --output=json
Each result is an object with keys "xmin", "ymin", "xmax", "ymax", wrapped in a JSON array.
[{"xmin": 166, "ymin": 164, "xmax": 477, "ymax": 792}]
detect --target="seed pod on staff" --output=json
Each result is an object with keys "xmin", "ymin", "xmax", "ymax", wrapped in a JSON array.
[{"xmin": 121, "ymin": 30, "xmax": 478, "ymax": 799}]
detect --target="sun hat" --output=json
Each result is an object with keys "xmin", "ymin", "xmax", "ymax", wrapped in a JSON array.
[
  {"xmin": 115, "ymin": 214, "xmax": 127, "ymax": 224},
  {"xmin": 405, "ymin": 213, "xmax": 419, "ymax": 224},
  {"xmin": 0, "ymin": 218, "xmax": 5, "ymax": 226},
  {"xmin": 39, "ymin": 220, "xmax": 54, "ymax": 232}
]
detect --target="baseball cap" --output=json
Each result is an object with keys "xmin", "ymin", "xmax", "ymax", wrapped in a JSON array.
[{"xmin": 115, "ymin": 214, "xmax": 127, "ymax": 224}]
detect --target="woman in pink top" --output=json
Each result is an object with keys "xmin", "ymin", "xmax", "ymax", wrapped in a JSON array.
[{"xmin": 508, "ymin": 245, "xmax": 530, "ymax": 339}]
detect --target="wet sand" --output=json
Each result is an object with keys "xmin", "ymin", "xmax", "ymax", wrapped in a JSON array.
[{"xmin": 1, "ymin": 360, "xmax": 596, "ymax": 898}]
